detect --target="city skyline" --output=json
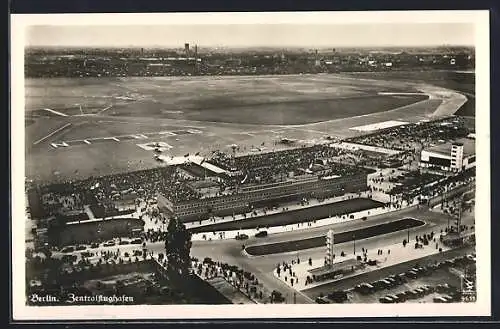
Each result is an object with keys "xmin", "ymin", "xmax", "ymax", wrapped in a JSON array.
[{"xmin": 25, "ymin": 23, "xmax": 475, "ymax": 48}]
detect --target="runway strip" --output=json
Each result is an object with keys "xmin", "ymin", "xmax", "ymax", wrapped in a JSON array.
[
  {"xmin": 32, "ymin": 123, "xmax": 72, "ymax": 145},
  {"xmin": 245, "ymin": 217, "xmax": 425, "ymax": 256}
]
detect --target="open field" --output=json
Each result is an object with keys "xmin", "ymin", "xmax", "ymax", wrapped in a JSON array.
[
  {"xmin": 189, "ymin": 198, "xmax": 384, "ymax": 233},
  {"xmin": 108, "ymin": 94, "xmax": 428, "ymax": 125},
  {"xmin": 343, "ymin": 71, "xmax": 474, "ymax": 95},
  {"xmin": 244, "ymin": 217, "xmax": 424, "ymax": 256},
  {"xmin": 26, "ymin": 75, "xmax": 424, "ymax": 125},
  {"xmin": 24, "ymin": 74, "xmax": 463, "ymax": 182},
  {"xmin": 344, "ymin": 71, "xmax": 475, "ymax": 117}
]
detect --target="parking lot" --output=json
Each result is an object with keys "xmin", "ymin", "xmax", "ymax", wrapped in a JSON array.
[{"xmin": 311, "ymin": 249, "xmax": 476, "ymax": 304}]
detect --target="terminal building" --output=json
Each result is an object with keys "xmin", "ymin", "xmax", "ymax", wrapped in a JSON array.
[
  {"xmin": 419, "ymin": 138, "xmax": 475, "ymax": 173},
  {"xmin": 157, "ymin": 167, "xmax": 368, "ymax": 222}
]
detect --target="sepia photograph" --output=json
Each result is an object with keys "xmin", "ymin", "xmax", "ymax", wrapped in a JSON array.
[{"xmin": 11, "ymin": 11, "xmax": 490, "ymax": 320}]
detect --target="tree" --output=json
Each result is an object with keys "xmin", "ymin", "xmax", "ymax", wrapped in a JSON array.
[{"xmin": 165, "ymin": 216, "xmax": 192, "ymax": 282}]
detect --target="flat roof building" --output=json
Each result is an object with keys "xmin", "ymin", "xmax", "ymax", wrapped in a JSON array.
[{"xmin": 420, "ymin": 138, "xmax": 475, "ymax": 173}]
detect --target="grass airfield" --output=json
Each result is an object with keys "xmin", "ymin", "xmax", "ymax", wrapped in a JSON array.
[{"xmin": 24, "ymin": 74, "xmax": 463, "ymax": 183}]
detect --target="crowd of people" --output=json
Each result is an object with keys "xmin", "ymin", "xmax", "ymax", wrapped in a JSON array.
[
  {"xmin": 388, "ymin": 171, "xmax": 444, "ymax": 196},
  {"xmin": 401, "ymin": 167, "xmax": 475, "ymax": 203},
  {"xmin": 208, "ymin": 146, "xmax": 365, "ymax": 186},
  {"xmin": 35, "ymin": 166, "xmax": 205, "ymax": 218},
  {"xmin": 347, "ymin": 117, "xmax": 470, "ymax": 152},
  {"xmin": 192, "ymin": 257, "xmax": 277, "ymax": 303}
]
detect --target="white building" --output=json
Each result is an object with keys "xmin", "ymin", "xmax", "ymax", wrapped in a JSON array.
[{"xmin": 420, "ymin": 138, "xmax": 475, "ymax": 173}]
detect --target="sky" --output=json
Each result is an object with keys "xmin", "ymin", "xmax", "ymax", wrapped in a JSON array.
[{"xmin": 25, "ymin": 23, "xmax": 475, "ymax": 48}]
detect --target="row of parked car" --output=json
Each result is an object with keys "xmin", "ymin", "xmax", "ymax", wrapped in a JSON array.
[
  {"xmin": 59, "ymin": 238, "xmax": 144, "ymax": 253},
  {"xmin": 315, "ymin": 290, "xmax": 350, "ymax": 304},
  {"xmin": 353, "ymin": 253, "xmax": 476, "ymax": 297},
  {"xmin": 379, "ymin": 284, "xmax": 434, "ymax": 303},
  {"xmin": 354, "ymin": 272, "xmax": 410, "ymax": 295},
  {"xmin": 235, "ymin": 231, "xmax": 268, "ymax": 240}
]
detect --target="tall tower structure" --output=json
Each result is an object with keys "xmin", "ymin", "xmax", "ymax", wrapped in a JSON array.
[
  {"xmin": 450, "ymin": 142, "xmax": 464, "ymax": 172},
  {"xmin": 184, "ymin": 43, "xmax": 190, "ymax": 57},
  {"xmin": 325, "ymin": 229, "xmax": 335, "ymax": 267}
]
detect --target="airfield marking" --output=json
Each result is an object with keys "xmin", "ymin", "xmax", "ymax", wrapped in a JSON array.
[
  {"xmin": 350, "ymin": 120, "xmax": 410, "ymax": 132},
  {"xmin": 42, "ymin": 108, "xmax": 68, "ymax": 117},
  {"xmin": 97, "ymin": 105, "xmax": 113, "ymax": 114},
  {"xmin": 50, "ymin": 141, "xmax": 69, "ymax": 148},
  {"xmin": 52, "ymin": 128, "xmax": 203, "ymax": 149},
  {"xmin": 33, "ymin": 123, "xmax": 72, "ymax": 145},
  {"xmin": 287, "ymin": 127, "xmax": 330, "ymax": 135}
]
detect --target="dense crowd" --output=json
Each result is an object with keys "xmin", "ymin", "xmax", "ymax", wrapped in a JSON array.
[
  {"xmin": 36, "ymin": 166, "xmax": 204, "ymax": 217},
  {"xmin": 347, "ymin": 117, "xmax": 470, "ymax": 151},
  {"xmin": 208, "ymin": 146, "xmax": 365, "ymax": 186},
  {"xmin": 388, "ymin": 171, "xmax": 444, "ymax": 196},
  {"xmin": 401, "ymin": 168, "xmax": 475, "ymax": 202},
  {"xmin": 192, "ymin": 257, "xmax": 282, "ymax": 303}
]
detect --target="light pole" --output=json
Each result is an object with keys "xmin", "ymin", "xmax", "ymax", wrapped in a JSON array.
[
  {"xmin": 407, "ymin": 224, "xmax": 410, "ymax": 242},
  {"xmin": 353, "ymin": 234, "xmax": 356, "ymax": 255}
]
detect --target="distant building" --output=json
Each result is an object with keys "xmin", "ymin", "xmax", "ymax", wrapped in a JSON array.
[{"xmin": 420, "ymin": 138, "xmax": 475, "ymax": 172}]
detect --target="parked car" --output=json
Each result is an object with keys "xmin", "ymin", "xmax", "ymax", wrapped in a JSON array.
[
  {"xmin": 421, "ymin": 285, "xmax": 434, "ymax": 293},
  {"xmin": 315, "ymin": 296, "xmax": 330, "ymax": 304},
  {"xmin": 75, "ymin": 245, "xmax": 87, "ymax": 251},
  {"xmin": 131, "ymin": 238, "xmax": 142, "ymax": 244},
  {"xmin": 255, "ymin": 231, "xmax": 268, "ymax": 238},
  {"xmin": 433, "ymin": 296, "xmax": 448, "ymax": 303},
  {"xmin": 442, "ymin": 295, "xmax": 454, "ymax": 303},
  {"xmin": 379, "ymin": 296, "xmax": 395, "ymax": 303},
  {"xmin": 354, "ymin": 283, "xmax": 374, "ymax": 295},
  {"xmin": 405, "ymin": 290, "xmax": 419, "ymax": 300},
  {"xmin": 103, "ymin": 240, "xmax": 116, "ymax": 247},
  {"xmin": 61, "ymin": 246, "xmax": 75, "ymax": 253},
  {"xmin": 80, "ymin": 251, "xmax": 94, "ymax": 258},
  {"xmin": 374, "ymin": 280, "xmax": 392, "ymax": 290},
  {"xmin": 396, "ymin": 292, "xmax": 408, "ymax": 302},
  {"xmin": 119, "ymin": 240, "xmax": 130, "ymax": 245},
  {"xmin": 414, "ymin": 288, "xmax": 426, "ymax": 297},
  {"xmin": 466, "ymin": 253, "xmax": 476, "ymax": 261},
  {"xmin": 383, "ymin": 278, "xmax": 396, "ymax": 287},
  {"xmin": 235, "ymin": 234, "xmax": 249, "ymax": 240},
  {"xmin": 328, "ymin": 290, "xmax": 348, "ymax": 303},
  {"xmin": 436, "ymin": 284, "xmax": 451, "ymax": 293},
  {"xmin": 388, "ymin": 294, "xmax": 400, "ymax": 303},
  {"xmin": 397, "ymin": 273, "xmax": 408, "ymax": 283},
  {"xmin": 90, "ymin": 242, "xmax": 100, "ymax": 249}
]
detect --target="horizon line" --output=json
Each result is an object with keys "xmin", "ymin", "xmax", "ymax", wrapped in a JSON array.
[{"xmin": 26, "ymin": 44, "xmax": 475, "ymax": 49}]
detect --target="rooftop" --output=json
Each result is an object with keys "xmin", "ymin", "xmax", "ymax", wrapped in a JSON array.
[{"xmin": 426, "ymin": 138, "xmax": 475, "ymax": 157}]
